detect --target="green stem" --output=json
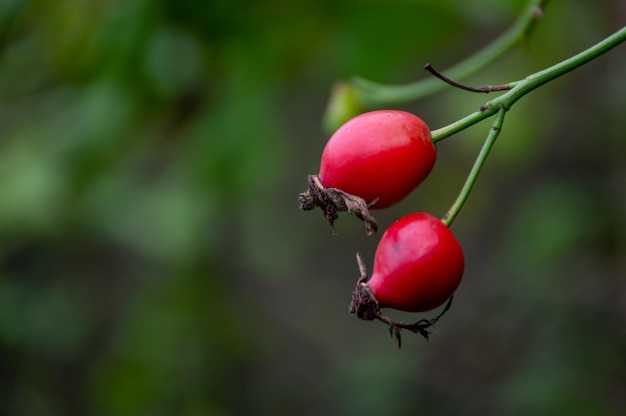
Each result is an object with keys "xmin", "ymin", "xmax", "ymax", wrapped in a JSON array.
[
  {"xmin": 351, "ymin": 0, "xmax": 548, "ymax": 107},
  {"xmin": 432, "ymin": 25, "xmax": 626, "ymax": 143},
  {"xmin": 442, "ymin": 106, "xmax": 507, "ymax": 227}
]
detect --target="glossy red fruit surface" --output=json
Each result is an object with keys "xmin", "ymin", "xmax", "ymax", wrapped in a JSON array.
[
  {"xmin": 318, "ymin": 110, "xmax": 435, "ymax": 209},
  {"xmin": 367, "ymin": 213, "xmax": 464, "ymax": 312}
]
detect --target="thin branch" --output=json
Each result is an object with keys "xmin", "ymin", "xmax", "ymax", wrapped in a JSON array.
[
  {"xmin": 424, "ymin": 63, "xmax": 513, "ymax": 93},
  {"xmin": 431, "ymin": 25, "xmax": 626, "ymax": 143},
  {"xmin": 349, "ymin": 0, "xmax": 549, "ymax": 106}
]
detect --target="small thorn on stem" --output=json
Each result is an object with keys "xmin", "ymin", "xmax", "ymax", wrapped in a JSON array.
[
  {"xmin": 424, "ymin": 63, "xmax": 512, "ymax": 94},
  {"xmin": 355, "ymin": 252, "xmax": 368, "ymax": 284}
]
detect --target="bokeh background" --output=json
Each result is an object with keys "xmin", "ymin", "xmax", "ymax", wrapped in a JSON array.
[{"xmin": 1, "ymin": 0, "xmax": 625, "ymax": 415}]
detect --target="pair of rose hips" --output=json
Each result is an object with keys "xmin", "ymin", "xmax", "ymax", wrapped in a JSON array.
[{"xmin": 300, "ymin": 110, "xmax": 464, "ymax": 345}]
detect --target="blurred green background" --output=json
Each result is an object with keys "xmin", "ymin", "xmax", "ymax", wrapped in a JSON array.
[{"xmin": 1, "ymin": 0, "xmax": 625, "ymax": 415}]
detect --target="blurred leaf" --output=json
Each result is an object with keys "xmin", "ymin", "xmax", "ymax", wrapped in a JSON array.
[
  {"xmin": 143, "ymin": 26, "xmax": 207, "ymax": 98},
  {"xmin": 79, "ymin": 167, "xmax": 211, "ymax": 264},
  {"xmin": 0, "ymin": 281, "xmax": 92, "ymax": 356},
  {"xmin": 0, "ymin": 136, "xmax": 68, "ymax": 234},
  {"xmin": 504, "ymin": 181, "xmax": 601, "ymax": 265},
  {"xmin": 501, "ymin": 350, "xmax": 614, "ymax": 416}
]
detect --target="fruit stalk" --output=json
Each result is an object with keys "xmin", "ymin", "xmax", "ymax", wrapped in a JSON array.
[{"xmin": 442, "ymin": 106, "xmax": 506, "ymax": 227}]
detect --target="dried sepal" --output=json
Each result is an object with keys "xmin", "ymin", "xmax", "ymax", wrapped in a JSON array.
[
  {"xmin": 348, "ymin": 252, "xmax": 454, "ymax": 349},
  {"xmin": 298, "ymin": 175, "xmax": 378, "ymax": 235}
]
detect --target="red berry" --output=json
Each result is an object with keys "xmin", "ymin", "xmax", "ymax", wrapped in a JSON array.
[
  {"xmin": 318, "ymin": 110, "xmax": 435, "ymax": 209},
  {"xmin": 361, "ymin": 213, "xmax": 464, "ymax": 313}
]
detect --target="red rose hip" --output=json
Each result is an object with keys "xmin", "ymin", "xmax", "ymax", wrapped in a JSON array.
[
  {"xmin": 319, "ymin": 110, "xmax": 435, "ymax": 209},
  {"xmin": 350, "ymin": 212, "xmax": 464, "ymax": 340},
  {"xmin": 373, "ymin": 213, "xmax": 464, "ymax": 311}
]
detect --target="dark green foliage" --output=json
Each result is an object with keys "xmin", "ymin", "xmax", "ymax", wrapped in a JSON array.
[{"xmin": 0, "ymin": 1, "xmax": 624, "ymax": 415}]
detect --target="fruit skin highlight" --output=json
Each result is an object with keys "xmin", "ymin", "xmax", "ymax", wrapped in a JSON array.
[
  {"xmin": 318, "ymin": 110, "xmax": 435, "ymax": 210},
  {"xmin": 352, "ymin": 213, "xmax": 464, "ymax": 316}
]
